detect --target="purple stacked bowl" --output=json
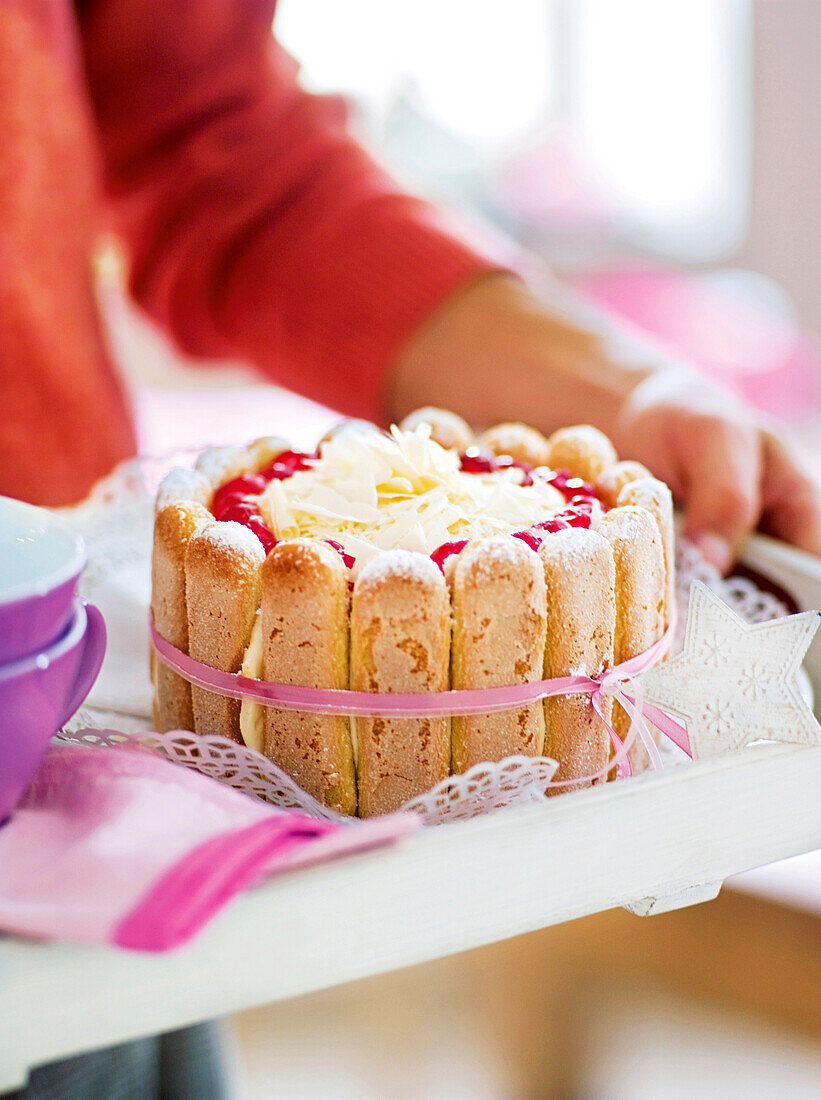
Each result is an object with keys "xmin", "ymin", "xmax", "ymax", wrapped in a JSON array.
[{"xmin": 0, "ymin": 497, "xmax": 107, "ymax": 823}]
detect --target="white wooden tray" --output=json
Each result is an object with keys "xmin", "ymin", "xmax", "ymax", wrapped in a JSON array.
[{"xmin": 1, "ymin": 534, "xmax": 820, "ymax": 1090}]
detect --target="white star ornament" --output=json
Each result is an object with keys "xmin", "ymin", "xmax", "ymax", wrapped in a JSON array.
[{"xmin": 638, "ymin": 582, "xmax": 821, "ymax": 760}]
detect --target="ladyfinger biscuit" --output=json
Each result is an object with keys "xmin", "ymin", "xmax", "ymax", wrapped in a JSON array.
[
  {"xmin": 617, "ymin": 477, "xmax": 676, "ymax": 626},
  {"xmin": 155, "ymin": 468, "xmax": 211, "ymax": 514},
  {"xmin": 599, "ymin": 506, "xmax": 665, "ymax": 770},
  {"xmin": 594, "ymin": 460, "xmax": 652, "ymax": 508},
  {"xmin": 475, "ymin": 423, "xmax": 550, "ymax": 467},
  {"xmin": 319, "ymin": 419, "xmax": 382, "ymax": 447},
  {"xmin": 546, "ymin": 425, "xmax": 618, "ymax": 482},
  {"xmin": 451, "ymin": 537, "xmax": 547, "ymax": 771},
  {"xmin": 185, "ymin": 521, "xmax": 265, "ymax": 741},
  {"xmin": 151, "ymin": 501, "xmax": 211, "ymax": 731},
  {"xmin": 195, "ymin": 445, "xmax": 250, "ymax": 490},
  {"xmin": 197, "ymin": 438, "xmax": 293, "ymax": 497},
  {"xmin": 351, "ymin": 551, "xmax": 450, "ymax": 816},
  {"xmin": 399, "ymin": 407, "xmax": 473, "ymax": 452},
  {"xmin": 261, "ymin": 539, "xmax": 356, "ymax": 816},
  {"xmin": 539, "ymin": 529, "xmax": 616, "ymax": 791}
]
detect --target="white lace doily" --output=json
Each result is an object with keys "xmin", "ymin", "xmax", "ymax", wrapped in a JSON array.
[
  {"xmin": 58, "ymin": 728, "xmax": 562, "ymax": 826},
  {"xmin": 57, "ymin": 459, "xmax": 796, "ymax": 826}
]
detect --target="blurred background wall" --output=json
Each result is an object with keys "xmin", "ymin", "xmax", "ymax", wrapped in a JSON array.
[{"xmin": 269, "ymin": 0, "xmax": 821, "ymax": 427}]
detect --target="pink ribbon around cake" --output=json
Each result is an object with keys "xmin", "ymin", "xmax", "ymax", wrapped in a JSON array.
[{"xmin": 150, "ymin": 615, "xmax": 691, "ymax": 784}]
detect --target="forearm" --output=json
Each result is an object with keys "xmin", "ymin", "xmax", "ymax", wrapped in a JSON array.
[{"xmin": 388, "ymin": 273, "xmax": 690, "ymax": 446}]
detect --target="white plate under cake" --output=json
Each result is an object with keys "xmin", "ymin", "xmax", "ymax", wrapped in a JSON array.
[{"xmin": 151, "ymin": 409, "xmax": 674, "ymax": 816}]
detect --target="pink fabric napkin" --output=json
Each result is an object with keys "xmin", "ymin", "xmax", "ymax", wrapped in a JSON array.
[{"xmin": 0, "ymin": 745, "xmax": 419, "ymax": 952}]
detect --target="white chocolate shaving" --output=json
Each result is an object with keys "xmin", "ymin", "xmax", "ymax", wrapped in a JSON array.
[{"xmin": 257, "ymin": 424, "xmax": 565, "ymax": 576}]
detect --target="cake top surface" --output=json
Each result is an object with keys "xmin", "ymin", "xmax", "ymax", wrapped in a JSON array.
[{"xmin": 255, "ymin": 423, "xmax": 568, "ymax": 573}]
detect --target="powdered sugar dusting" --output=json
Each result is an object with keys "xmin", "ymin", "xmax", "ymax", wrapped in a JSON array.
[
  {"xmin": 156, "ymin": 467, "xmax": 210, "ymax": 512},
  {"xmin": 356, "ymin": 548, "xmax": 443, "ymax": 591},
  {"xmin": 459, "ymin": 534, "xmax": 536, "ymax": 581},
  {"xmin": 271, "ymin": 537, "xmax": 344, "ymax": 572},
  {"xmin": 619, "ymin": 477, "xmax": 668, "ymax": 509},
  {"xmin": 600, "ymin": 505, "xmax": 653, "ymax": 540},
  {"xmin": 539, "ymin": 526, "xmax": 610, "ymax": 565},
  {"xmin": 200, "ymin": 519, "xmax": 266, "ymax": 562},
  {"xmin": 195, "ymin": 445, "xmax": 248, "ymax": 487}
]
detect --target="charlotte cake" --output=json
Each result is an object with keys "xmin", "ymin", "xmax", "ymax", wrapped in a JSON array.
[{"xmin": 152, "ymin": 410, "xmax": 675, "ymax": 815}]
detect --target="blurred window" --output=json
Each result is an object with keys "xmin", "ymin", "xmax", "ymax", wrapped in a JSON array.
[{"xmin": 276, "ymin": 0, "xmax": 751, "ymax": 264}]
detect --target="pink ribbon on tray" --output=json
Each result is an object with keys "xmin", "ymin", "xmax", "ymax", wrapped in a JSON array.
[{"xmin": 150, "ymin": 614, "xmax": 691, "ymax": 785}]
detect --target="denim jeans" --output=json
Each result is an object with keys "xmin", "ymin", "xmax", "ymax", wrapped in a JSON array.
[{"xmin": 4, "ymin": 1021, "xmax": 229, "ymax": 1100}]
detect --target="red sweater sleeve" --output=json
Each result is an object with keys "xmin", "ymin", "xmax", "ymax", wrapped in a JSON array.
[{"xmin": 79, "ymin": 0, "xmax": 502, "ymax": 420}]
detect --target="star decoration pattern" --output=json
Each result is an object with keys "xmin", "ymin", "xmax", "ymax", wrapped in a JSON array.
[{"xmin": 637, "ymin": 581, "xmax": 821, "ymax": 760}]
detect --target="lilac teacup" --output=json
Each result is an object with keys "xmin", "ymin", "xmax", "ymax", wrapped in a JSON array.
[
  {"xmin": 0, "ymin": 496, "xmax": 86, "ymax": 664},
  {"xmin": 0, "ymin": 599, "xmax": 106, "ymax": 823}
]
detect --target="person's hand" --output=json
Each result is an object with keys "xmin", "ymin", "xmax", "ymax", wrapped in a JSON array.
[{"xmin": 615, "ymin": 370, "xmax": 821, "ymax": 572}]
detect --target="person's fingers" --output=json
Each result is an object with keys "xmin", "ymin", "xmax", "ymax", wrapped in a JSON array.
[
  {"xmin": 616, "ymin": 375, "xmax": 821, "ymax": 565},
  {"xmin": 679, "ymin": 418, "xmax": 763, "ymax": 573},
  {"xmin": 759, "ymin": 431, "xmax": 821, "ymax": 557}
]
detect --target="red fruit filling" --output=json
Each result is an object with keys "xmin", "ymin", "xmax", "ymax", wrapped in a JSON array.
[
  {"xmin": 533, "ymin": 516, "xmax": 569, "ymax": 534},
  {"xmin": 212, "ymin": 500, "xmax": 277, "ymax": 553},
  {"xmin": 324, "ymin": 539, "xmax": 356, "ymax": 570},
  {"xmin": 459, "ymin": 449, "xmax": 533, "ymax": 485},
  {"xmin": 459, "ymin": 449, "xmax": 604, "ymax": 502},
  {"xmin": 215, "ymin": 500, "xmax": 258, "ymax": 525},
  {"xmin": 459, "ymin": 450, "xmax": 496, "ymax": 475},
  {"xmin": 561, "ymin": 509, "xmax": 592, "ymax": 529},
  {"xmin": 260, "ymin": 449, "xmax": 315, "ymax": 480},
  {"xmin": 511, "ymin": 529, "xmax": 542, "ymax": 551},
  {"xmin": 431, "ymin": 539, "xmax": 469, "ymax": 573},
  {"xmin": 244, "ymin": 515, "xmax": 277, "ymax": 553},
  {"xmin": 211, "ymin": 474, "xmax": 267, "ymax": 516},
  {"xmin": 210, "ymin": 450, "xmax": 316, "ymax": 552},
  {"xmin": 545, "ymin": 470, "xmax": 597, "ymax": 502},
  {"xmin": 212, "ymin": 444, "xmax": 602, "ymax": 562}
]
